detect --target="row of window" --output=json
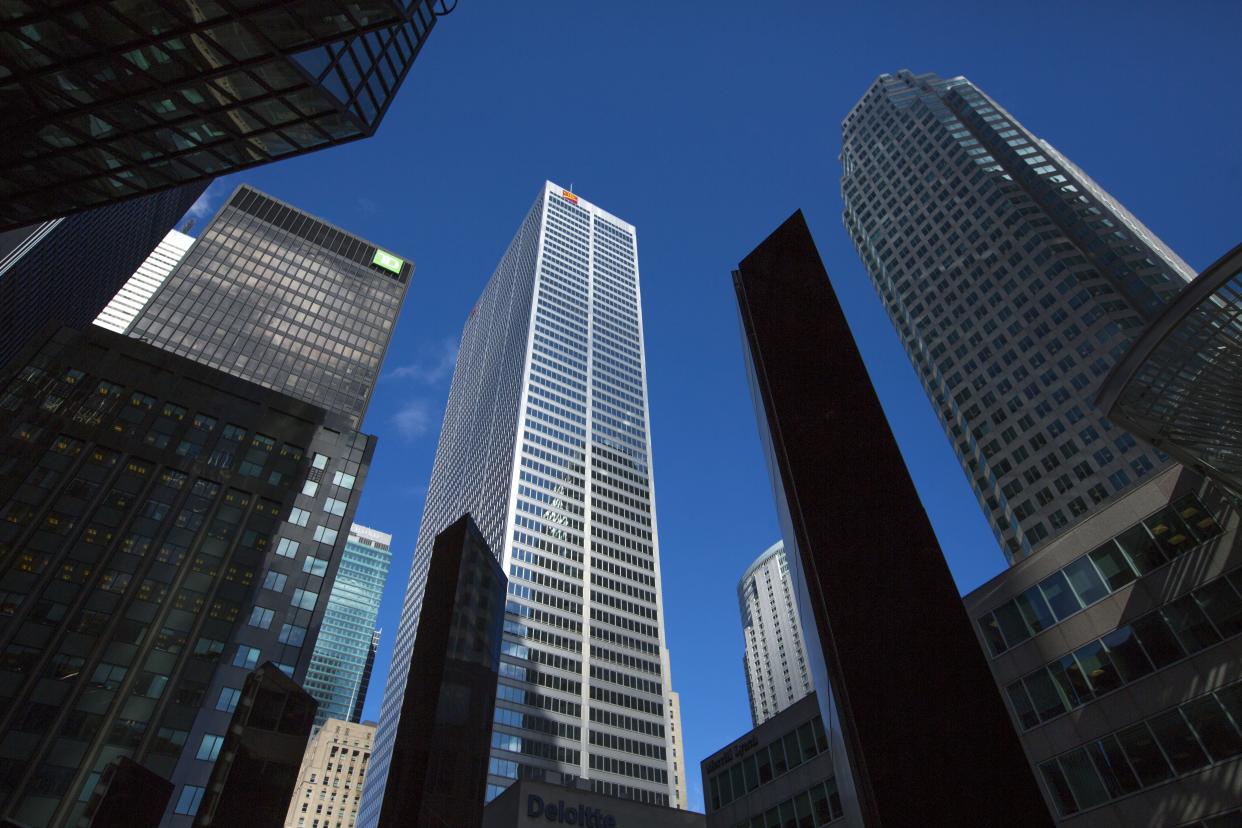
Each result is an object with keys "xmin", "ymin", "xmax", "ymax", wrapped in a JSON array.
[
  {"xmin": 1039, "ymin": 679, "xmax": 1242, "ymax": 817},
  {"xmin": 708, "ymin": 716, "xmax": 829, "ymax": 811},
  {"xmin": 727, "ymin": 779, "xmax": 844, "ymax": 828},
  {"xmin": 1008, "ymin": 567, "xmax": 1242, "ymax": 729},
  {"xmin": 978, "ymin": 494, "xmax": 1222, "ymax": 654}
]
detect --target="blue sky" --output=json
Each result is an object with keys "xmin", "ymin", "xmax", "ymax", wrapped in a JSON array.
[{"xmin": 192, "ymin": 0, "xmax": 1241, "ymax": 811}]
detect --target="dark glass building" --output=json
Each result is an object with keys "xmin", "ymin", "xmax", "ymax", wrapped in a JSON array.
[
  {"xmin": 129, "ymin": 184, "xmax": 412, "ymax": 429},
  {"xmin": 0, "ymin": 180, "xmax": 208, "ymax": 371},
  {"xmin": 733, "ymin": 211, "xmax": 1051, "ymax": 826},
  {"xmin": 190, "ymin": 662, "xmax": 318, "ymax": 827},
  {"xmin": 1099, "ymin": 243, "xmax": 1242, "ymax": 496},
  {"xmin": 352, "ymin": 629, "xmax": 382, "ymax": 724},
  {"xmin": 0, "ymin": 1, "xmax": 448, "ymax": 230},
  {"xmin": 374, "ymin": 514, "xmax": 505, "ymax": 828},
  {"xmin": 0, "ymin": 324, "xmax": 374, "ymax": 827}
]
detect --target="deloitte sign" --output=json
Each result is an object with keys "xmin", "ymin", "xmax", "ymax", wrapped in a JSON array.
[{"xmin": 526, "ymin": 794, "xmax": 616, "ymax": 827}]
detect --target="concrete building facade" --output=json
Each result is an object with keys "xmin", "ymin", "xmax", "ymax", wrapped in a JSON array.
[
  {"xmin": 284, "ymin": 719, "xmax": 376, "ymax": 828},
  {"xmin": 700, "ymin": 693, "xmax": 841, "ymax": 828},
  {"xmin": 841, "ymin": 70, "xmax": 1193, "ymax": 562},
  {"xmin": 738, "ymin": 542, "xmax": 813, "ymax": 726},
  {"xmin": 965, "ymin": 465, "xmax": 1242, "ymax": 825}
]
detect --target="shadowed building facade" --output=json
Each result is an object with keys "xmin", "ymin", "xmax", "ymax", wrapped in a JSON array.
[
  {"xmin": 964, "ymin": 466, "xmax": 1242, "ymax": 826},
  {"xmin": 0, "ymin": 325, "xmax": 374, "ymax": 827},
  {"xmin": 0, "ymin": 1, "xmax": 448, "ymax": 230},
  {"xmin": 734, "ymin": 210, "xmax": 1051, "ymax": 826},
  {"xmin": 373, "ymin": 515, "xmax": 505, "ymax": 828},
  {"xmin": 701, "ymin": 693, "xmax": 841, "ymax": 828},
  {"xmin": 191, "ymin": 662, "xmax": 319, "ymax": 827},
  {"xmin": 0, "ymin": 181, "xmax": 207, "ymax": 371}
]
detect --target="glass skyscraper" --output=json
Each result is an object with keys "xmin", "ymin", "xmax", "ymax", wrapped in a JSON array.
[
  {"xmin": 129, "ymin": 184, "xmax": 411, "ymax": 429},
  {"xmin": 0, "ymin": 325, "xmax": 377, "ymax": 828},
  {"xmin": 359, "ymin": 182, "xmax": 678, "ymax": 825},
  {"xmin": 738, "ymin": 541, "xmax": 813, "ymax": 726},
  {"xmin": 0, "ymin": 1, "xmax": 446, "ymax": 229},
  {"xmin": 302, "ymin": 523, "xmax": 392, "ymax": 726},
  {"xmin": 841, "ymin": 70, "xmax": 1195, "ymax": 563},
  {"xmin": 0, "ymin": 184, "xmax": 408, "ymax": 825}
]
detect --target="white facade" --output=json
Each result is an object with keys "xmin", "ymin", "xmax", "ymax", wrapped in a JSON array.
[
  {"xmin": 93, "ymin": 228, "xmax": 193, "ymax": 333},
  {"xmin": 359, "ymin": 183, "xmax": 676, "ymax": 826},
  {"xmin": 738, "ymin": 541, "xmax": 813, "ymax": 726}
]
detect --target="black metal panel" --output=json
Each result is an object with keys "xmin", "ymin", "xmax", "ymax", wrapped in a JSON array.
[{"xmin": 733, "ymin": 210, "xmax": 1052, "ymax": 826}]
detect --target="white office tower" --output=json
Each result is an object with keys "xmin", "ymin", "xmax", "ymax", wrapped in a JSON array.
[
  {"xmin": 358, "ymin": 182, "xmax": 677, "ymax": 825},
  {"xmin": 739, "ymin": 541, "xmax": 813, "ymax": 726},
  {"xmin": 92, "ymin": 227, "xmax": 193, "ymax": 332}
]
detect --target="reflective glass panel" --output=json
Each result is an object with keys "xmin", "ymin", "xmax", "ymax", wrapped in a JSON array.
[{"xmin": 1038, "ymin": 570, "xmax": 1081, "ymax": 621}]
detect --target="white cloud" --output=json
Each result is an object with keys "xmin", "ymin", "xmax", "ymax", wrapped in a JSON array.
[
  {"xmin": 391, "ymin": 398, "xmax": 434, "ymax": 440},
  {"xmin": 386, "ymin": 336, "xmax": 459, "ymax": 384},
  {"xmin": 185, "ymin": 182, "xmax": 223, "ymax": 221}
]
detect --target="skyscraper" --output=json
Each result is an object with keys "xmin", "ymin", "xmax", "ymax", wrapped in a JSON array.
[
  {"xmin": 360, "ymin": 182, "xmax": 677, "ymax": 824},
  {"xmin": 352, "ymin": 630, "xmax": 383, "ymax": 723},
  {"xmin": 0, "ymin": 186, "xmax": 407, "ymax": 826},
  {"xmin": 284, "ymin": 719, "xmax": 377, "ymax": 828},
  {"xmin": 738, "ymin": 542, "xmax": 813, "ymax": 726},
  {"xmin": 302, "ymin": 524, "xmax": 393, "ymax": 726},
  {"xmin": 129, "ymin": 184, "xmax": 411, "ymax": 428},
  {"xmin": 93, "ymin": 228, "xmax": 195, "ymax": 334},
  {"xmin": 0, "ymin": 325, "xmax": 375, "ymax": 828},
  {"xmin": 0, "ymin": 1, "xmax": 447, "ymax": 230},
  {"xmin": 0, "ymin": 181, "xmax": 207, "ymax": 370},
  {"xmin": 841, "ymin": 70, "xmax": 1194, "ymax": 562}
]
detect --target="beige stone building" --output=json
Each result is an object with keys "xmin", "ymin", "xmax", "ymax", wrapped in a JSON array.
[{"xmin": 284, "ymin": 719, "xmax": 376, "ymax": 828}]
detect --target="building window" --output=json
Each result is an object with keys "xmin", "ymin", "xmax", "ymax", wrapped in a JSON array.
[
  {"xmin": 216, "ymin": 687, "xmax": 242, "ymax": 713},
  {"xmin": 248, "ymin": 606, "xmax": 275, "ymax": 629},
  {"xmin": 174, "ymin": 785, "xmax": 205, "ymax": 815},
  {"xmin": 234, "ymin": 646, "xmax": 261, "ymax": 670},
  {"xmin": 196, "ymin": 733, "xmax": 225, "ymax": 761}
]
